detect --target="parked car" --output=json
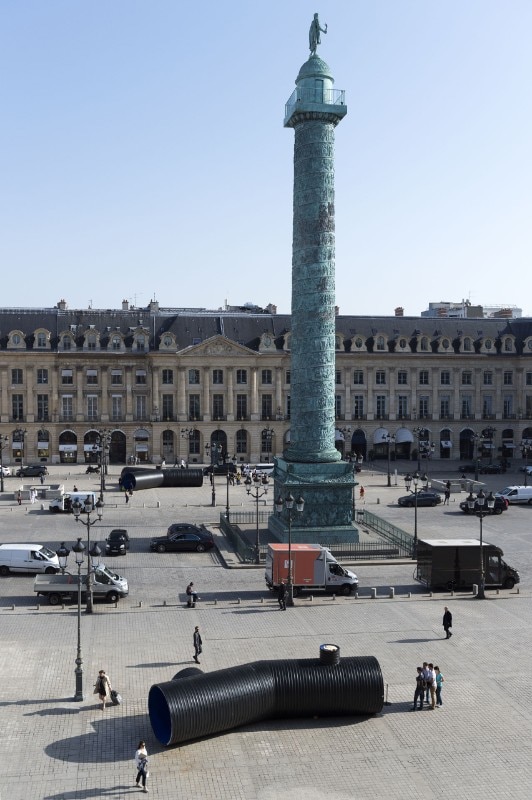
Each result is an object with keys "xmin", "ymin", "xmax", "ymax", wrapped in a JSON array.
[
  {"xmin": 202, "ymin": 463, "xmax": 237, "ymax": 476},
  {"xmin": 0, "ymin": 466, "xmax": 11, "ymax": 477},
  {"xmin": 150, "ymin": 526, "xmax": 215, "ymax": 553},
  {"xmin": 459, "ymin": 496, "xmax": 509, "ymax": 515},
  {"xmin": 167, "ymin": 522, "xmax": 210, "ymax": 538},
  {"xmin": 16, "ymin": 465, "xmax": 48, "ymax": 478},
  {"xmin": 479, "ymin": 463, "xmax": 506, "ymax": 475},
  {"xmin": 105, "ymin": 529, "xmax": 130, "ymax": 556},
  {"xmin": 519, "ymin": 465, "xmax": 532, "ymax": 475},
  {"xmin": 398, "ymin": 490, "xmax": 442, "ymax": 508},
  {"xmin": 458, "ymin": 464, "xmax": 477, "ymax": 474}
]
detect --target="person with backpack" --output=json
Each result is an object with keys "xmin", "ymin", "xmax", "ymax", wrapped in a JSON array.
[{"xmin": 135, "ymin": 740, "xmax": 149, "ymax": 793}]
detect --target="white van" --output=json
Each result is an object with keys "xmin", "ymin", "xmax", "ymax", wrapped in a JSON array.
[
  {"xmin": 252, "ymin": 463, "xmax": 275, "ymax": 477},
  {"xmin": 49, "ymin": 491, "xmax": 98, "ymax": 513},
  {"xmin": 495, "ymin": 486, "xmax": 532, "ymax": 505},
  {"xmin": 0, "ymin": 543, "xmax": 60, "ymax": 576}
]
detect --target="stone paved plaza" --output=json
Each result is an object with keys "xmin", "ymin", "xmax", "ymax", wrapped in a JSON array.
[{"xmin": 1, "ymin": 463, "xmax": 531, "ymax": 799}]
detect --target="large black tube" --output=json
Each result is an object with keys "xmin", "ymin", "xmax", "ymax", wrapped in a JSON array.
[
  {"xmin": 161, "ymin": 469, "xmax": 203, "ymax": 487},
  {"xmin": 121, "ymin": 471, "xmax": 164, "ymax": 491},
  {"xmin": 149, "ymin": 651, "xmax": 383, "ymax": 746}
]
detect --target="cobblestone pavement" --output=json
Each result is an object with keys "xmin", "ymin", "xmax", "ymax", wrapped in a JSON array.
[{"xmin": 1, "ymin": 463, "xmax": 531, "ymax": 800}]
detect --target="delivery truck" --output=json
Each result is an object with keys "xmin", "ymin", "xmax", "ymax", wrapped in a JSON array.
[
  {"xmin": 265, "ymin": 543, "xmax": 358, "ymax": 596},
  {"xmin": 34, "ymin": 564, "xmax": 129, "ymax": 605},
  {"xmin": 0, "ymin": 543, "xmax": 60, "ymax": 576},
  {"xmin": 416, "ymin": 538, "xmax": 520, "ymax": 591},
  {"xmin": 49, "ymin": 491, "xmax": 98, "ymax": 513}
]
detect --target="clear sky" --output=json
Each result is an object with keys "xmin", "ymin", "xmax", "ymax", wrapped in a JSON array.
[{"xmin": 1, "ymin": 0, "xmax": 530, "ymax": 316}]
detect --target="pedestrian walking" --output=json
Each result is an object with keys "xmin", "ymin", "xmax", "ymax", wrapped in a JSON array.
[
  {"xmin": 359, "ymin": 485, "xmax": 365, "ymax": 500},
  {"xmin": 443, "ymin": 481, "xmax": 451, "ymax": 505},
  {"xmin": 16, "ymin": 490, "xmax": 22, "ymax": 505},
  {"xmin": 125, "ymin": 492, "xmax": 129, "ymax": 505},
  {"xmin": 443, "ymin": 606, "xmax": 453, "ymax": 638},
  {"xmin": 93, "ymin": 669, "xmax": 112, "ymax": 711},
  {"xmin": 40, "ymin": 474, "xmax": 44, "ymax": 485},
  {"xmin": 135, "ymin": 740, "xmax": 149, "ymax": 792},
  {"xmin": 411, "ymin": 666, "xmax": 425, "ymax": 711},
  {"xmin": 193, "ymin": 626, "xmax": 202, "ymax": 664},
  {"xmin": 277, "ymin": 581, "xmax": 287, "ymax": 611},
  {"xmin": 435, "ymin": 666, "xmax": 444, "ymax": 707}
]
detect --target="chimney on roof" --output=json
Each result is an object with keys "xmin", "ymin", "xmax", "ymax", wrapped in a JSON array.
[
  {"xmin": 394, "ymin": 307, "xmax": 404, "ymax": 317},
  {"xmin": 122, "ymin": 300, "xmax": 129, "ymax": 311},
  {"xmin": 335, "ymin": 306, "xmax": 340, "ymax": 316},
  {"xmin": 149, "ymin": 300, "xmax": 159, "ymax": 312},
  {"xmin": 266, "ymin": 303, "xmax": 277, "ymax": 315},
  {"xmin": 57, "ymin": 299, "xmax": 68, "ymax": 310}
]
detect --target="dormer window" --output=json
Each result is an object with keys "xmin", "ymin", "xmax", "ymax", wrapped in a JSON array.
[
  {"xmin": 37, "ymin": 332, "xmax": 47, "ymax": 347},
  {"xmin": 485, "ymin": 339, "xmax": 492, "ymax": 350},
  {"xmin": 376, "ymin": 336, "xmax": 386, "ymax": 351},
  {"xmin": 111, "ymin": 336, "xmax": 122, "ymax": 350},
  {"xmin": 420, "ymin": 337, "xmax": 429, "ymax": 351},
  {"xmin": 463, "ymin": 337, "xmax": 472, "ymax": 352},
  {"xmin": 354, "ymin": 337, "xmax": 363, "ymax": 349}
]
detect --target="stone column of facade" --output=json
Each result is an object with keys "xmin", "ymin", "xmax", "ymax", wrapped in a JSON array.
[
  {"xmin": 177, "ymin": 368, "xmax": 186, "ymax": 420},
  {"xmin": 226, "ymin": 368, "xmax": 234, "ymax": 420},
  {"xmin": 250, "ymin": 367, "xmax": 259, "ymax": 420},
  {"xmin": 275, "ymin": 367, "xmax": 283, "ymax": 417},
  {"xmin": 26, "ymin": 366, "xmax": 35, "ymax": 421},
  {"xmin": 0, "ymin": 368, "xmax": 8, "ymax": 422},
  {"xmin": 125, "ymin": 367, "xmax": 133, "ymax": 421},
  {"xmin": 152, "ymin": 367, "xmax": 160, "ymax": 420},
  {"xmin": 270, "ymin": 43, "xmax": 357, "ymax": 544},
  {"xmin": 101, "ymin": 369, "xmax": 109, "ymax": 421},
  {"xmin": 344, "ymin": 367, "xmax": 351, "ymax": 420},
  {"xmin": 203, "ymin": 367, "xmax": 211, "ymax": 421}
]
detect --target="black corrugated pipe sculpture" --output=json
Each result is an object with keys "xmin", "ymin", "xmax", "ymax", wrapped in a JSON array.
[
  {"xmin": 148, "ymin": 645, "xmax": 383, "ymax": 746},
  {"xmin": 121, "ymin": 468, "xmax": 203, "ymax": 491}
]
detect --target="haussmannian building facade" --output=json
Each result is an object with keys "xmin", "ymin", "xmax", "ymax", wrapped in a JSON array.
[{"xmin": 1, "ymin": 300, "xmax": 532, "ymax": 468}]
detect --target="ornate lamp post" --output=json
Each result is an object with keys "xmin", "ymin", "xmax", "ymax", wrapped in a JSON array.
[
  {"xmin": 72, "ymin": 496, "xmax": 103, "ymax": 614},
  {"xmin": 404, "ymin": 471, "xmax": 428, "ymax": 559},
  {"xmin": 96, "ymin": 429, "xmax": 111, "ymax": 499},
  {"xmin": 205, "ymin": 441, "xmax": 223, "ymax": 507},
  {"xmin": 181, "ymin": 427, "xmax": 199, "ymax": 466},
  {"xmin": 13, "ymin": 427, "xmax": 28, "ymax": 464},
  {"xmin": 471, "ymin": 432, "xmax": 481, "ymax": 481},
  {"xmin": 412, "ymin": 427, "xmax": 424, "ymax": 472},
  {"xmin": 0, "ymin": 434, "xmax": 8, "ymax": 493},
  {"xmin": 467, "ymin": 489, "xmax": 495, "ymax": 599},
  {"xmin": 57, "ymin": 538, "xmax": 86, "ymax": 701},
  {"xmin": 263, "ymin": 425, "xmax": 275, "ymax": 462},
  {"xmin": 483, "ymin": 426, "xmax": 496, "ymax": 465},
  {"xmin": 275, "ymin": 492, "xmax": 305, "ymax": 606},
  {"xmin": 245, "ymin": 473, "xmax": 270, "ymax": 564},
  {"xmin": 382, "ymin": 433, "xmax": 395, "ymax": 487}
]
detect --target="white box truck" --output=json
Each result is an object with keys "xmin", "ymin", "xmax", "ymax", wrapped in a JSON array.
[
  {"xmin": 49, "ymin": 491, "xmax": 98, "ymax": 513},
  {"xmin": 265, "ymin": 543, "xmax": 358, "ymax": 596}
]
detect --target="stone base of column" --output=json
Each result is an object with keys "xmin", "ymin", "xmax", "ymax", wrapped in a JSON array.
[{"xmin": 268, "ymin": 457, "xmax": 359, "ymax": 545}]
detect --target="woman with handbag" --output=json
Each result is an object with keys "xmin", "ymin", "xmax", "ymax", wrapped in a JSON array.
[
  {"xmin": 93, "ymin": 669, "xmax": 112, "ymax": 711},
  {"xmin": 135, "ymin": 741, "xmax": 149, "ymax": 793}
]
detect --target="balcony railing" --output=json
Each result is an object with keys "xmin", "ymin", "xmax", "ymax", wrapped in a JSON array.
[{"xmin": 285, "ymin": 87, "xmax": 346, "ymax": 121}]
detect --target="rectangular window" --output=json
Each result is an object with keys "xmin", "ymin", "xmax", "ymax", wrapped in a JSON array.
[
  {"xmin": 86, "ymin": 369, "xmax": 98, "ymax": 385},
  {"xmin": 12, "ymin": 394, "xmax": 24, "ymax": 420},
  {"xmin": 213, "ymin": 394, "xmax": 224, "ymax": 420},
  {"xmin": 461, "ymin": 395, "xmax": 472, "ymax": 417},
  {"xmin": 87, "ymin": 395, "xmax": 98, "ymax": 420},
  {"xmin": 236, "ymin": 430, "xmax": 247, "ymax": 455},
  {"xmin": 353, "ymin": 370, "xmax": 364, "ymax": 385},
  {"xmin": 483, "ymin": 371, "xmax": 493, "ymax": 385},
  {"xmin": 376, "ymin": 395, "xmax": 386, "ymax": 418},
  {"xmin": 440, "ymin": 371, "xmax": 450, "ymax": 385},
  {"xmin": 136, "ymin": 370, "xmax": 147, "ymax": 385},
  {"xmin": 37, "ymin": 394, "xmax": 49, "ymax": 421},
  {"xmin": 335, "ymin": 395, "xmax": 342, "ymax": 417},
  {"xmin": 61, "ymin": 369, "xmax": 73, "ymax": 385},
  {"xmin": 397, "ymin": 396, "xmax": 408, "ymax": 417},
  {"xmin": 462, "ymin": 371, "xmax": 472, "ymax": 385},
  {"xmin": 61, "ymin": 395, "xmax": 73, "ymax": 420},
  {"xmin": 526, "ymin": 396, "xmax": 532, "ymax": 418},
  {"xmin": 111, "ymin": 396, "xmax": 122, "ymax": 420},
  {"xmin": 189, "ymin": 369, "xmax": 200, "ymax": 385},
  {"xmin": 63, "ymin": 337, "xmax": 71, "ymax": 351},
  {"xmin": 503, "ymin": 395, "xmax": 513, "ymax": 417},
  {"xmin": 111, "ymin": 370, "xmax": 122, "ymax": 385},
  {"xmin": 483, "ymin": 396, "xmax": 493, "ymax": 417},
  {"xmin": 261, "ymin": 394, "xmax": 273, "ymax": 419},
  {"xmin": 236, "ymin": 394, "xmax": 248, "ymax": 420},
  {"xmin": 335, "ymin": 370, "xmax": 342, "ymax": 385},
  {"xmin": 419, "ymin": 370, "xmax": 429, "ymax": 386},
  {"xmin": 188, "ymin": 394, "xmax": 200, "ymax": 420},
  {"xmin": 285, "ymin": 370, "xmax": 291, "ymax": 385},
  {"xmin": 37, "ymin": 369, "xmax": 48, "ymax": 384},
  {"xmin": 353, "ymin": 395, "xmax": 364, "ymax": 418},
  {"xmin": 212, "ymin": 369, "xmax": 224, "ymax": 385},
  {"xmin": 418, "ymin": 396, "xmax": 429, "ymax": 418},
  {"xmin": 397, "ymin": 371, "xmax": 408, "ymax": 385},
  {"xmin": 503, "ymin": 371, "xmax": 513, "ymax": 385},
  {"xmin": 261, "ymin": 369, "xmax": 272, "ymax": 385},
  {"xmin": 162, "ymin": 369, "xmax": 174, "ymax": 385},
  {"xmin": 135, "ymin": 396, "xmax": 147, "ymax": 419},
  {"xmin": 526, "ymin": 373, "xmax": 532, "ymax": 386},
  {"xmin": 440, "ymin": 396, "xmax": 450, "ymax": 418},
  {"xmin": 236, "ymin": 369, "xmax": 247, "ymax": 385},
  {"xmin": 162, "ymin": 394, "xmax": 174, "ymax": 421},
  {"xmin": 376, "ymin": 371, "xmax": 386, "ymax": 385}
]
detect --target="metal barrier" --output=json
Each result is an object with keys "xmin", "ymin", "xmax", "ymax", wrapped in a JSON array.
[{"xmin": 359, "ymin": 510, "xmax": 414, "ymax": 557}]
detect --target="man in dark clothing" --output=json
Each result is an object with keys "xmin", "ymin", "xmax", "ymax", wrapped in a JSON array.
[
  {"xmin": 193, "ymin": 626, "xmax": 202, "ymax": 663},
  {"xmin": 411, "ymin": 667, "xmax": 425, "ymax": 710},
  {"xmin": 443, "ymin": 606, "xmax": 453, "ymax": 638},
  {"xmin": 278, "ymin": 582, "xmax": 287, "ymax": 611}
]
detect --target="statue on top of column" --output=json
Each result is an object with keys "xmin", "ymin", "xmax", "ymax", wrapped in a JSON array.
[{"xmin": 309, "ymin": 13, "xmax": 327, "ymax": 56}]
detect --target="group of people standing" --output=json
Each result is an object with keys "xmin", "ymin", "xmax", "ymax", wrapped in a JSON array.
[{"xmin": 412, "ymin": 662, "xmax": 444, "ymax": 710}]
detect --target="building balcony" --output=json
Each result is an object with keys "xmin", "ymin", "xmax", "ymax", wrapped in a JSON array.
[
  {"xmin": 161, "ymin": 414, "xmax": 177, "ymax": 422},
  {"xmin": 59, "ymin": 415, "xmax": 74, "ymax": 423},
  {"xmin": 352, "ymin": 413, "xmax": 367, "ymax": 420},
  {"xmin": 85, "ymin": 415, "xmax": 100, "ymax": 422},
  {"xmin": 375, "ymin": 413, "xmax": 389, "ymax": 420},
  {"xmin": 213, "ymin": 415, "xmax": 227, "ymax": 422},
  {"xmin": 461, "ymin": 413, "xmax": 475, "ymax": 420},
  {"xmin": 503, "ymin": 413, "xmax": 517, "ymax": 419},
  {"xmin": 188, "ymin": 415, "xmax": 203, "ymax": 422},
  {"xmin": 396, "ymin": 413, "xmax": 412, "ymax": 420},
  {"xmin": 236, "ymin": 414, "xmax": 250, "ymax": 421},
  {"xmin": 111, "ymin": 415, "xmax": 125, "ymax": 422},
  {"xmin": 482, "ymin": 414, "xmax": 496, "ymax": 420}
]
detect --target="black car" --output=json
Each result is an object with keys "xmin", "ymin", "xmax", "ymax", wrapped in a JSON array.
[
  {"xmin": 459, "ymin": 496, "xmax": 508, "ymax": 515},
  {"xmin": 16, "ymin": 465, "xmax": 48, "ymax": 478},
  {"xmin": 150, "ymin": 526, "xmax": 215, "ymax": 553},
  {"xmin": 398, "ymin": 490, "xmax": 442, "ymax": 508},
  {"xmin": 458, "ymin": 464, "xmax": 477, "ymax": 474},
  {"xmin": 479, "ymin": 463, "xmax": 506, "ymax": 475},
  {"xmin": 105, "ymin": 529, "xmax": 130, "ymax": 556},
  {"xmin": 202, "ymin": 464, "xmax": 237, "ymax": 476}
]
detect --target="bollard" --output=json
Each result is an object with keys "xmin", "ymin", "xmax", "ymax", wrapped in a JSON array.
[
  {"xmin": 139, "ymin": 601, "xmax": 143, "ymax": 608},
  {"xmin": 143, "ymin": 503, "xmax": 145, "ymax": 509},
  {"xmin": 517, "ymin": 587, "xmax": 520, "ymax": 594},
  {"xmin": 309, "ymin": 595, "xmax": 313, "ymax": 602},
  {"xmin": 40, "ymin": 503, "xmax": 45, "ymax": 511},
  {"xmin": 472, "ymin": 584, "xmax": 478, "ymax": 596},
  {"xmin": 260, "ymin": 597, "xmax": 264, "ymax": 603},
  {"xmin": 237, "ymin": 598, "xmax": 241, "ymax": 604},
  {"xmin": 214, "ymin": 599, "xmax": 217, "ymax": 605},
  {"xmin": 114, "ymin": 602, "xmax": 118, "ymax": 608},
  {"xmin": 332, "ymin": 594, "xmax": 336, "ymax": 601},
  {"xmin": 37, "ymin": 604, "xmax": 40, "ymax": 611},
  {"xmin": 496, "ymin": 589, "xmax": 499, "ymax": 595},
  {"xmin": 429, "ymin": 591, "xmax": 433, "ymax": 598},
  {"xmin": 157, "ymin": 501, "xmax": 161, "ymax": 509},
  {"xmin": 389, "ymin": 587, "xmax": 394, "ymax": 599},
  {"xmin": 407, "ymin": 591, "xmax": 411, "ymax": 598},
  {"xmin": 371, "ymin": 588, "xmax": 376, "ymax": 599},
  {"xmin": 376, "ymin": 497, "xmax": 380, "ymax": 504},
  {"xmin": 10, "ymin": 604, "xmax": 15, "ymax": 611},
  {"xmin": 354, "ymin": 592, "xmax": 358, "ymax": 599},
  {"xmin": 163, "ymin": 600, "xmax": 167, "ymax": 606}
]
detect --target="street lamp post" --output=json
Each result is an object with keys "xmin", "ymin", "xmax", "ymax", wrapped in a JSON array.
[
  {"xmin": 205, "ymin": 441, "xmax": 223, "ymax": 507},
  {"xmin": 275, "ymin": 492, "xmax": 305, "ymax": 606},
  {"xmin": 57, "ymin": 538, "xmax": 86, "ymax": 701},
  {"xmin": 181, "ymin": 427, "xmax": 198, "ymax": 467},
  {"xmin": 245, "ymin": 473, "xmax": 270, "ymax": 564},
  {"xmin": 14, "ymin": 427, "xmax": 28, "ymax": 465},
  {"xmin": 263, "ymin": 425, "xmax": 275, "ymax": 462},
  {"xmin": 0, "ymin": 434, "xmax": 8, "ymax": 493},
  {"xmin": 96, "ymin": 429, "xmax": 111, "ymax": 500},
  {"xmin": 72, "ymin": 496, "xmax": 104, "ymax": 614},
  {"xmin": 467, "ymin": 489, "xmax": 495, "ymax": 599},
  {"xmin": 412, "ymin": 427, "xmax": 424, "ymax": 472},
  {"xmin": 383, "ymin": 433, "xmax": 395, "ymax": 487},
  {"xmin": 404, "ymin": 471, "xmax": 427, "ymax": 559}
]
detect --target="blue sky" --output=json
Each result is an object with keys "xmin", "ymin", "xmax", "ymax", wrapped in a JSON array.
[{"xmin": 1, "ymin": 0, "xmax": 530, "ymax": 316}]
